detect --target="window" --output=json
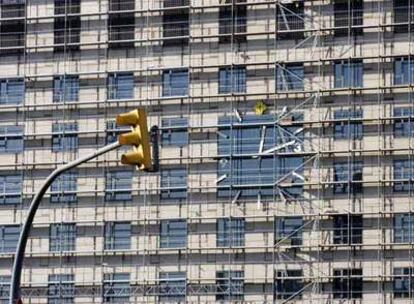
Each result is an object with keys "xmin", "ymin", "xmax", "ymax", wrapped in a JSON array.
[
  {"xmin": 105, "ymin": 120, "xmax": 130, "ymax": 144},
  {"xmin": 52, "ymin": 122, "xmax": 78, "ymax": 152},
  {"xmin": 0, "ymin": 225, "xmax": 19, "ymax": 253},
  {"xmin": 216, "ymin": 271, "xmax": 244, "ymax": 301},
  {"xmin": 0, "ymin": 276, "xmax": 10, "ymax": 304},
  {"xmin": 163, "ymin": 10, "xmax": 189, "ymax": 46},
  {"xmin": 50, "ymin": 172, "xmax": 77, "ymax": 204},
  {"xmin": 161, "ymin": 117, "xmax": 188, "ymax": 147},
  {"xmin": 162, "ymin": 69, "xmax": 188, "ymax": 97},
  {"xmin": 0, "ymin": 175, "xmax": 22, "ymax": 205},
  {"xmin": 160, "ymin": 168, "xmax": 187, "ymax": 200},
  {"xmin": 275, "ymin": 217, "xmax": 303, "ymax": 246},
  {"xmin": 217, "ymin": 218, "xmax": 245, "ymax": 247},
  {"xmin": 275, "ymin": 270, "xmax": 303, "ymax": 300},
  {"xmin": 109, "ymin": 0, "xmax": 135, "ymax": 11},
  {"xmin": 54, "ymin": 17, "xmax": 80, "ymax": 52},
  {"xmin": 104, "ymin": 222, "xmax": 131, "ymax": 250},
  {"xmin": 48, "ymin": 274, "xmax": 75, "ymax": 304},
  {"xmin": 159, "ymin": 272, "xmax": 186, "ymax": 301},
  {"xmin": 276, "ymin": 2, "xmax": 305, "ymax": 40},
  {"xmin": 49, "ymin": 223, "xmax": 76, "ymax": 252},
  {"xmin": 107, "ymin": 72, "xmax": 134, "ymax": 100},
  {"xmin": 394, "ymin": 214, "xmax": 414, "ymax": 243},
  {"xmin": 332, "ymin": 268, "xmax": 362, "ymax": 299},
  {"xmin": 164, "ymin": 0, "xmax": 189, "ymax": 8},
  {"xmin": 395, "ymin": 57, "xmax": 414, "ymax": 85},
  {"xmin": 108, "ymin": 13, "xmax": 135, "ymax": 48},
  {"xmin": 103, "ymin": 273, "xmax": 130, "ymax": 303},
  {"xmin": 160, "ymin": 219, "xmax": 187, "ymax": 248},
  {"xmin": 0, "ymin": 0, "xmax": 24, "ymax": 54},
  {"xmin": 105, "ymin": 171, "xmax": 132, "ymax": 201},
  {"xmin": 0, "ymin": 78, "xmax": 24, "ymax": 105},
  {"xmin": 54, "ymin": 0, "xmax": 80, "ymax": 14},
  {"xmin": 394, "ymin": 107, "xmax": 414, "ymax": 137},
  {"xmin": 394, "ymin": 267, "xmax": 414, "ymax": 298},
  {"xmin": 219, "ymin": 4, "xmax": 247, "ymax": 43},
  {"xmin": 333, "ymin": 0, "xmax": 363, "ymax": 36},
  {"xmin": 394, "ymin": 159, "xmax": 414, "ymax": 192},
  {"xmin": 333, "ymin": 161, "xmax": 363, "ymax": 194},
  {"xmin": 0, "ymin": 125, "xmax": 23, "ymax": 153},
  {"xmin": 218, "ymin": 66, "xmax": 246, "ymax": 94},
  {"xmin": 217, "ymin": 114, "xmax": 304, "ymax": 199},
  {"xmin": 333, "ymin": 109, "xmax": 363, "ymax": 140},
  {"xmin": 276, "ymin": 63, "xmax": 304, "ymax": 91},
  {"xmin": 334, "ymin": 60, "xmax": 363, "ymax": 88},
  {"xmin": 1, "ymin": 0, "xmax": 25, "ymax": 18},
  {"xmin": 53, "ymin": 75, "xmax": 79, "ymax": 102},
  {"xmin": 333, "ymin": 214, "xmax": 363, "ymax": 244},
  {"xmin": 394, "ymin": 0, "xmax": 414, "ymax": 32}
]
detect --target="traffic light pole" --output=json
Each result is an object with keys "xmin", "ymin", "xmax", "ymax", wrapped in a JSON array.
[{"xmin": 9, "ymin": 141, "xmax": 121, "ymax": 304}]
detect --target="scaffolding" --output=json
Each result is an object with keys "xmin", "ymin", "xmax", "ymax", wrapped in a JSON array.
[{"xmin": 0, "ymin": 0, "xmax": 413, "ymax": 302}]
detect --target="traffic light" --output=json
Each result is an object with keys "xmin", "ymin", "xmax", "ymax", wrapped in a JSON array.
[{"xmin": 116, "ymin": 108, "xmax": 152, "ymax": 171}]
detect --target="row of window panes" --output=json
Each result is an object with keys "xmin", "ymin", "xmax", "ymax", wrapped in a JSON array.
[
  {"xmin": 2, "ymin": 267, "xmax": 414, "ymax": 302},
  {"xmin": 4, "ymin": 213, "xmax": 414, "ymax": 253},
  {"xmin": 3, "ymin": 58, "xmax": 414, "ymax": 105}
]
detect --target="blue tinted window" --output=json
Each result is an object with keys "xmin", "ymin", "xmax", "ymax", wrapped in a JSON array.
[
  {"xmin": 160, "ymin": 219, "xmax": 187, "ymax": 248},
  {"xmin": 160, "ymin": 168, "xmax": 187, "ymax": 200},
  {"xmin": 105, "ymin": 171, "xmax": 132, "ymax": 202},
  {"xmin": 394, "ymin": 107, "xmax": 414, "ymax": 137},
  {"xmin": 53, "ymin": 75, "xmax": 79, "ymax": 102},
  {"xmin": 275, "ymin": 270, "xmax": 303, "ymax": 300},
  {"xmin": 0, "ymin": 225, "xmax": 19, "ymax": 253},
  {"xmin": 394, "ymin": 159, "xmax": 414, "ymax": 192},
  {"xmin": 275, "ymin": 217, "xmax": 303, "ymax": 246},
  {"xmin": 48, "ymin": 274, "xmax": 75, "ymax": 304},
  {"xmin": 161, "ymin": 117, "xmax": 188, "ymax": 147},
  {"xmin": 0, "ymin": 78, "xmax": 24, "ymax": 105},
  {"xmin": 103, "ymin": 273, "xmax": 130, "ymax": 303},
  {"xmin": 51, "ymin": 172, "xmax": 77, "ymax": 203},
  {"xmin": 219, "ymin": 66, "xmax": 246, "ymax": 94},
  {"xmin": 333, "ymin": 161, "xmax": 363, "ymax": 194},
  {"xmin": 0, "ymin": 125, "xmax": 23, "ymax": 153},
  {"xmin": 276, "ymin": 63, "xmax": 304, "ymax": 91},
  {"xmin": 0, "ymin": 175, "xmax": 22, "ymax": 205},
  {"xmin": 104, "ymin": 222, "xmax": 131, "ymax": 250},
  {"xmin": 216, "ymin": 271, "xmax": 244, "ymax": 301},
  {"xmin": 0, "ymin": 276, "xmax": 11, "ymax": 303},
  {"xmin": 105, "ymin": 120, "xmax": 130, "ymax": 144},
  {"xmin": 334, "ymin": 60, "xmax": 363, "ymax": 88},
  {"xmin": 334, "ymin": 109, "xmax": 363, "ymax": 140},
  {"xmin": 162, "ymin": 69, "xmax": 188, "ymax": 97},
  {"xmin": 217, "ymin": 218, "xmax": 245, "ymax": 247},
  {"xmin": 217, "ymin": 114, "xmax": 304, "ymax": 198},
  {"xmin": 108, "ymin": 72, "xmax": 134, "ymax": 100},
  {"xmin": 49, "ymin": 223, "xmax": 76, "ymax": 252},
  {"xmin": 395, "ymin": 57, "xmax": 414, "ymax": 85},
  {"xmin": 394, "ymin": 268, "xmax": 414, "ymax": 298},
  {"xmin": 52, "ymin": 122, "xmax": 78, "ymax": 152},
  {"xmin": 394, "ymin": 214, "xmax": 414, "ymax": 243},
  {"xmin": 159, "ymin": 272, "xmax": 186, "ymax": 301}
]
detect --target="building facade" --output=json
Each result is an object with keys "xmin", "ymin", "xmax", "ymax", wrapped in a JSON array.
[{"xmin": 0, "ymin": 0, "xmax": 413, "ymax": 302}]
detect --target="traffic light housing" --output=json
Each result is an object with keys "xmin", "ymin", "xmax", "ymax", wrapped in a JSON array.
[{"xmin": 116, "ymin": 108, "xmax": 152, "ymax": 171}]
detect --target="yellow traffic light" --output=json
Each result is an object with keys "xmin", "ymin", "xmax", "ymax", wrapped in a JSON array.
[{"xmin": 116, "ymin": 108, "xmax": 152, "ymax": 171}]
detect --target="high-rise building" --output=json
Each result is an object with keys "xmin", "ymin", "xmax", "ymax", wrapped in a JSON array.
[{"xmin": 0, "ymin": 0, "xmax": 413, "ymax": 302}]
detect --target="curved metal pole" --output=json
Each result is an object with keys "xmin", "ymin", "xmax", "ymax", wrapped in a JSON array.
[{"xmin": 10, "ymin": 141, "xmax": 121, "ymax": 304}]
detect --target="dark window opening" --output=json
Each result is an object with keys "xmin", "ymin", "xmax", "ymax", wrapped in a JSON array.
[
  {"xmin": 275, "ymin": 270, "xmax": 303, "ymax": 300},
  {"xmin": 333, "ymin": 268, "xmax": 362, "ymax": 299},
  {"xmin": 333, "ymin": 0, "xmax": 363, "ymax": 36},
  {"xmin": 0, "ymin": 20, "xmax": 24, "ymax": 54},
  {"xmin": 276, "ymin": 2, "xmax": 305, "ymax": 40},
  {"xmin": 163, "ymin": 0, "xmax": 189, "ymax": 8},
  {"xmin": 333, "ymin": 214, "xmax": 363, "ymax": 245},
  {"xmin": 219, "ymin": 4, "xmax": 247, "ymax": 43},
  {"xmin": 109, "ymin": 0, "xmax": 135, "ymax": 11},
  {"xmin": 54, "ymin": 17, "xmax": 80, "ymax": 52},
  {"xmin": 394, "ymin": 0, "xmax": 414, "ymax": 32},
  {"xmin": 54, "ymin": 0, "xmax": 80, "ymax": 15},
  {"xmin": 108, "ymin": 13, "xmax": 135, "ymax": 49},
  {"xmin": 163, "ymin": 10, "xmax": 189, "ymax": 46},
  {"xmin": 333, "ymin": 161, "xmax": 363, "ymax": 194},
  {"xmin": 1, "ymin": 0, "xmax": 25, "ymax": 18}
]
